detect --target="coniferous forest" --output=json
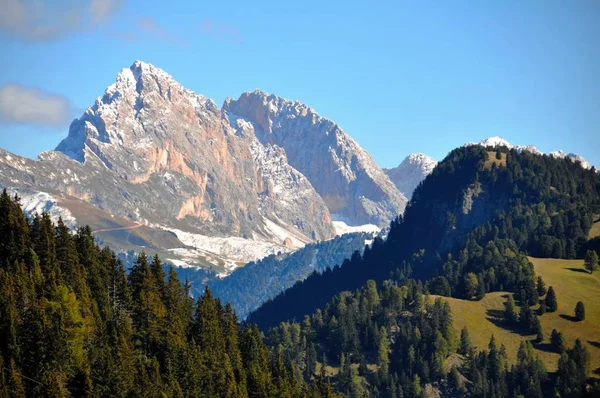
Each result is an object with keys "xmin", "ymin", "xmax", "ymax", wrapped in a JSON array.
[
  {"xmin": 2, "ymin": 146, "xmax": 600, "ymax": 397},
  {"xmin": 0, "ymin": 191, "xmax": 338, "ymax": 397},
  {"xmin": 248, "ymin": 146, "xmax": 600, "ymax": 330}
]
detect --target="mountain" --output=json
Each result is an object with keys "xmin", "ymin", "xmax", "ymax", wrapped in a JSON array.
[
  {"xmin": 248, "ymin": 145, "xmax": 600, "ymax": 329},
  {"xmin": 0, "ymin": 61, "xmax": 338, "ymax": 274},
  {"xmin": 223, "ymin": 90, "xmax": 407, "ymax": 227},
  {"xmin": 549, "ymin": 150, "xmax": 593, "ymax": 170},
  {"xmin": 384, "ymin": 153, "xmax": 437, "ymax": 199},
  {"xmin": 207, "ymin": 232, "xmax": 374, "ymax": 319},
  {"xmin": 466, "ymin": 136, "xmax": 544, "ymax": 155},
  {"xmin": 468, "ymin": 136, "xmax": 594, "ymax": 169}
]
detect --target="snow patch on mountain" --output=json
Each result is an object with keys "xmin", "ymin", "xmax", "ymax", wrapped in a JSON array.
[
  {"xmin": 159, "ymin": 226, "xmax": 295, "ymax": 274},
  {"xmin": 467, "ymin": 136, "xmax": 593, "ymax": 170},
  {"xmin": 332, "ymin": 220, "xmax": 380, "ymax": 236},
  {"xmin": 466, "ymin": 136, "xmax": 544, "ymax": 155},
  {"xmin": 12, "ymin": 190, "xmax": 77, "ymax": 228},
  {"xmin": 549, "ymin": 150, "xmax": 592, "ymax": 170}
]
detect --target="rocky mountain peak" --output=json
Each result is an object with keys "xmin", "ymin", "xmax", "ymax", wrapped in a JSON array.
[
  {"xmin": 22, "ymin": 61, "xmax": 337, "ymax": 260},
  {"xmin": 224, "ymin": 91, "xmax": 407, "ymax": 227},
  {"xmin": 56, "ymin": 60, "xmax": 218, "ymax": 165},
  {"xmin": 384, "ymin": 153, "xmax": 437, "ymax": 199}
]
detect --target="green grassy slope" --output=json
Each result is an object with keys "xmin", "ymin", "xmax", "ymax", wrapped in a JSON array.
[{"xmin": 433, "ymin": 257, "xmax": 600, "ymax": 374}]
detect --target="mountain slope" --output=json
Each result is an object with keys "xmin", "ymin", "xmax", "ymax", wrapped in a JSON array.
[
  {"xmin": 223, "ymin": 90, "xmax": 407, "ymax": 227},
  {"xmin": 0, "ymin": 61, "xmax": 337, "ymax": 272},
  {"xmin": 384, "ymin": 153, "xmax": 437, "ymax": 199},
  {"xmin": 248, "ymin": 146, "xmax": 600, "ymax": 329},
  {"xmin": 207, "ymin": 232, "xmax": 373, "ymax": 319}
]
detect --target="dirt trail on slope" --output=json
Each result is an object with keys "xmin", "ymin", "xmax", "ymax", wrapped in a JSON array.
[{"xmin": 92, "ymin": 224, "xmax": 144, "ymax": 234}]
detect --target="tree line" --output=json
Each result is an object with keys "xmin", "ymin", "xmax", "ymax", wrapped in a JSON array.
[{"xmin": 0, "ymin": 190, "xmax": 339, "ymax": 397}]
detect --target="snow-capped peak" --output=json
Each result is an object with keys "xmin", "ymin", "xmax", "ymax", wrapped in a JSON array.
[
  {"xmin": 549, "ymin": 151, "xmax": 592, "ymax": 170},
  {"xmin": 466, "ymin": 137, "xmax": 593, "ymax": 170},
  {"xmin": 384, "ymin": 153, "xmax": 437, "ymax": 199},
  {"xmin": 477, "ymin": 136, "xmax": 513, "ymax": 148},
  {"xmin": 466, "ymin": 136, "xmax": 543, "ymax": 155}
]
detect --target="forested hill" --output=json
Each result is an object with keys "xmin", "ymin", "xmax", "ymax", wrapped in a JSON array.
[
  {"xmin": 208, "ymin": 232, "xmax": 371, "ymax": 319},
  {"xmin": 0, "ymin": 191, "xmax": 339, "ymax": 397},
  {"xmin": 248, "ymin": 145, "xmax": 600, "ymax": 330}
]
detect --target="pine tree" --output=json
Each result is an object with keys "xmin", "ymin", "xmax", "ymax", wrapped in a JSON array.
[
  {"xmin": 574, "ymin": 301, "xmax": 585, "ymax": 321},
  {"xmin": 377, "ymin": 327, "xmax": 390, "ymax": 375},
  {"xmin": 534, "ymin": 317, "xmax": 543, "ymax": 343},
  {"xmin": 457, "ymin": 327, "xmax": 472, "ymax": 357},
  {"xmin": 584, "ymin": 250, "xmax": 599, "ymax": 274},
  {"xmin": 545, "ymin": 286, "xmax": 558, "ymax": 312},
  {"xmin": 504, "ymin": 294, "xmax": 518, "ymax": 324},
  {"xmin": 551, "ymin": 329, "xmax": 566, "ymax": 353},
  {"xmin": 536, "ymin": 276, "xmax": 546, "ymax": 297}
]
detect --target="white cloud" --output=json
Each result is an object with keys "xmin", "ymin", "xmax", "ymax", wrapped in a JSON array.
[
  {"xmin": 0, "ymin": 0, "xmax": 121, "ymax": 41},
  {"xmin": 89, "ymin": 0, "xmax": 120, "ymax": 24},
  {"xmin": 0, "ymin": 84, "xmax": 74, "ymax": 127}
]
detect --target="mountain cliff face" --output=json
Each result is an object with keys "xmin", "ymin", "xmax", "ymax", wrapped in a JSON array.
[
  {"xmin": 223, "ymin": 90, "xmax": 407, "ymax": 227},
  {"xmin": 384, "ymin": 153, "xmax": 437, "ymax": 199},
  {"xmin": 0, "ymin": 61, "xmax": 336, "ymax": 272}
]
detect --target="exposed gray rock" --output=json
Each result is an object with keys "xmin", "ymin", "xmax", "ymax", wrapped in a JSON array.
[
  {"xmin": 223, "ymin": 90, "xmax": 407, "ymax": 227},
  {"xmin": 0, "ymin": 61, "xmax": 335, "ymax": 270},
  {"xmin": 384, "ymin": 153, "xmax": 437, "ymax": 199}
]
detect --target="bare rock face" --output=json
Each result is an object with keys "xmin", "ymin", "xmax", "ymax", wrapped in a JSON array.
[
  {"xmin": 0, "ymin": 62, "xmax": 335, "ymax": 265},
  {"xmin": 384, "ymin": 153, "xmax": 437, "ymax": 199},
  {"xmin": 223, "ymin": 90, "xmax": 407, "ymax": 227}
]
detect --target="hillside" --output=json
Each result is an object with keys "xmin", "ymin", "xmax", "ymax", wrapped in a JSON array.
[
  {"xmin": 434, "ymin": 257, "xmax": 600, "ymax": 374},
  {"xmin": 208, "ymin": 232, "xmax": 372, "ymax": 318},
  {"xmin": 249, "ymin": 145, "xmax": 600, "ymax": 330}
]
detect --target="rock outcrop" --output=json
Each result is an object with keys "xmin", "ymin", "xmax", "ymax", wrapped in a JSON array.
[
  {"xmin": 384, "ymin": 153, "xmax": 437, "ymax": 199},
  {"xmin": 223, "ymin": 90, "xmax": 407, "ymax": 227},
  {"xmin": 0, "ymin": 61, "xmax": 336, "ymax": 271}
]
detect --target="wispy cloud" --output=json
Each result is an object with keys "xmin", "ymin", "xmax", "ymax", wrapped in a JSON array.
[
  {"xmin": 111, "ymin": 16, "xmax": 187, "ymax": 45},
  {"xmin": 199, "ymin": 19, "xmax": 242, "ymax": 45},
  {"xmin": 0, "ymin": 0, "xmax": 122, "ymax": 41},
  {"xmin": 0, "ymin": 84, "xmax": 76, "ymax": 127},
  {"xmin": 136, "ymin": 17, "xmax": 188, "ymax": 45}
]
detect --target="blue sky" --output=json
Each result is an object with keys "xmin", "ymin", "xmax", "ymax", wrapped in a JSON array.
[{"xmin": 0, "ymin": 0, "xmax": 598, "ymax": 168}]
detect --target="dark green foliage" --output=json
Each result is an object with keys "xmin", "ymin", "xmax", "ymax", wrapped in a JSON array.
[
  {"xmin": 536, "ymin": 276, "xmax": 547, "ymax": 296},
  {"xmin": 584, "ymin": 250, "xmax": 599, "ymax": 274},
  {"xmin": 538, "ymin": 300, "xmax": 547, "ymax": 315},
  {"xmin": 248, "ymin": 146, "xmax": 600, "ymax": 330},
  {"xmin": 546, "ymin": 286, "xmax": 558, "ymax": 312},
  {"xmin": 207, "ymin": 232, "xmax": 370, "ymax": 318},
  {"xmin": 504, "ymin": 294, "xmax": 518, "ymax": 325},
  {"xmin": 0, "ymin": 194, "xmax": 333, "ymax": 398},
  {"xmin": 555, "ymin": 339, "xmax": 590, "ymax": 398},
  {"xmin": 458, "ymin": 327, "xmax": 473, "ymax": 356},
  {"xmin": 575, "ymin": 301, "xmax": 585, "ymax": 321},
  {"xmin": 551, "ymin": 329, "xmax": 566, "ymax": 353}
]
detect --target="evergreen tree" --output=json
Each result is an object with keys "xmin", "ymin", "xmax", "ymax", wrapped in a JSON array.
[
  {"xmin": 551, "ymin": 329, "xmax": 566, "ymax": 353},
  {"xmin": 574, "ymin": 301, "xmax": 585, "ymax": 321},
  {"xmin": 536, "ymin": 276, "xmax": 546, "ymax": 297},
  {"xmin": 584, "ymin": 250, "xmax": 599, "ymax": 273},
  {"xmin": 504, "ymin": 294, "xmax": 518, "ymax": 325},
  {"xmin": 458, "ymin": 327, "xmax": 473, "ymax": 356},
  {"xmin": 545, "ymin": 286, "xmax": 558, "ymax": 312}
]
